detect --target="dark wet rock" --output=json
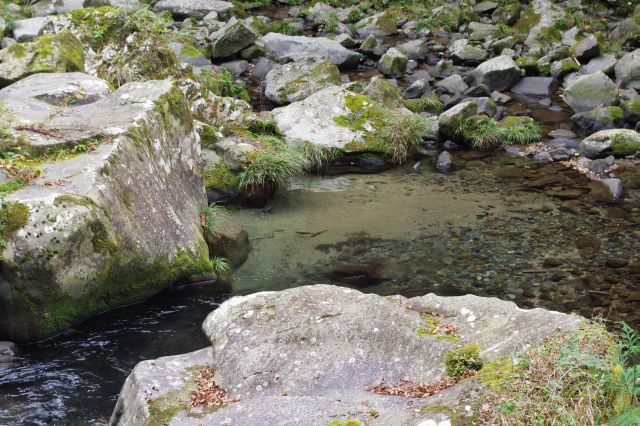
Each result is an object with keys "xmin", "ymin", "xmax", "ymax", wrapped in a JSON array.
[
  {"xmin": 471, "ymin": 55, "xmax": 521, "ymax": 91},
  {"xmin": 581, "ymin": 54, "xmax": 617, "ymax": 75},
  {"xmin": 511, "ymin": 77, "xmax": 557, "ymax": 97},
  {"xmin": 435, "ymin": 74, "xmax": 469, "ymax": 95},
  {"xmin": 0, "ymin": 341, "xmax": 16, "ymax": 360},
  {"xmin": 549, "ymin": 148, "xmax": 570, "ymax": 161},
  {"xmin": 601, "ymin": 178, "xmax": 623, "ymax": 199},
  {"xmin": 563, "ymin": 72, "xmax": 618, "ymax": 113},
  {"xmin": 464, "ymin": 84, "xmax": 491, "ymax": 97},
  {"xmin": 154, "ymin": 0, "xmax": 233, "ymax": 20},
  {"xmin": 264, "ymin": 59, "xmax": 341, "ymax": 105},
  {"xmin": 402, "ymin": 79, "xmax": 431, "ymax": 99},
  {"xmin": 397, "ymin": 39, "xmax": 429, "ymax": 61},
  {"xmin": 111, "ymin": 285, "xmax": 582, "ymax": 425},
  {"xmin": 533, "ymin": 151, "xmax": 553, "ymax": 162},
  {"xmin": 378, "ymin": 47, "xmax": 407, "ymax": 77},
  {"xmin": 576, "ymin": 236, "xmax": 601, "ymax": 255},
  {"xmin": 605, "ymin": 257, "xmax": 629, "ymax": 268},
  {"xmin": 443, "ymin": 140, "xmax": 461, "ymax": 150},
  {"xmin": 571, "ymin": 106, "xmax": 624, "ymax": 133},
  {"xmin": 543, "ymin": 257, "xmax": 563, "ymax": 267},
  {"xmin": 589, "ymin": 158, "xmax": 612, "ymax": 174},
  {"xmin": 580, "ymin": 129, "xmax": 640, "ymax": 158},
  {"xmin": 615, "ymin": 49, "xmax": 640, "ymax": 89},
  {"xmin": 548, "ymin": 138, "xmax": 580, "ymax": 150},
  {"xmin": 574, "ymin": 35, "xmax": 600, "ymax": 63},
  {"xmin": 210, "ymin": 21, "xmax": 259, "ymax": 59},
  {"xmin": 262, "ymin": 33, "xmax": 362, "ymax": 69},
  {"xmin": 210, "ymin": 226, "xmax": 250, "ymax": 269},
  {"xmin": 436, "ymin": 151, "xmax": 454, "ymax": 172}
]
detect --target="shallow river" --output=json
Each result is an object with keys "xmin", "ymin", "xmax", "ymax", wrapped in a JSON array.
[{"xmin": 1, "ymin": 153, "xmax": 639, "ymax": 425}]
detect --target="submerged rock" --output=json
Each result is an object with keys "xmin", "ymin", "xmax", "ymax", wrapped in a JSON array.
[
  {"xmin": 264, "ymin": 59, "xmax": 341, "ymax": 105},
  {"xmin": 0, "ymin": 74, "xmax": 211, "ymax": 342},
  {"xmin": 261, "ymin": 33, "xmax": 362, "ymax": 69},
  {"xmin": 111, "ymin": 285, "xmax": 581, "ymax": 425}
]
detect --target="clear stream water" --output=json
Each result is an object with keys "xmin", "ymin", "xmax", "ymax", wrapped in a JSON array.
[{"xmin": 1, "ymin": 153, "xmax": 639, "ymax": 425}]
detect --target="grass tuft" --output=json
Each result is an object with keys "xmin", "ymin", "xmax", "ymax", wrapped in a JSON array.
[
  {"xmin": 237, "ymin": 144, "xmax": 309, "ymax": 194},
  {"xmin": 199, "ymin": 203, "xmax": 227, "ymax": 243},
  {"xmin": 378, "ymin": 113, "xmax": 433, "ymax": 164}
]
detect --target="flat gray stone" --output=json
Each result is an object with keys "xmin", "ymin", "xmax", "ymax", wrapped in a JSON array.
[{"xmin": 511, "ymin": 77, "xmax": 557, "ymax": 97}]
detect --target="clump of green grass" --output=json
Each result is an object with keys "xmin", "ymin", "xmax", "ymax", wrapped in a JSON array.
[
  {"xmin": 403, "ymin": 96, "xmax": 443, "ymax": 114},
  {"xmin": 319, "ymin": 13, "xmax": 340, "ymax": 33},
  {"xmin": 210, "ymin": 256, "xmax": 231, "ymax": 276},
  {"xmin": 199, "ymin": 203, "xmax": 227, "ymax": 243},
  {"xmin": 238, "ymin": 144, "xmax": 309, "ymax": 195},
  {"xmin": 479, "ymin": 320, "xmax": 640, "ymax": 426},
  {"xmin": 377, "ymin": 113, "xmax": 433, "ymax": 164},
  {"xmin": 497, "ymin": 121, "xmax": 542, "ymax": 145},
  {"xmin": 268, "ymin": 21, "xmax": 299, "ymax": 35},
  {"xmin": 299, "ymin": 142, "xmax": 341, "ymax": 171},
  {"xmin": 454, "ymin": 116, "xmax": 501, "ymax": 151},
  {"xmin": 347, "ymin": 8, "xmax": 363, "ymax": 23}
]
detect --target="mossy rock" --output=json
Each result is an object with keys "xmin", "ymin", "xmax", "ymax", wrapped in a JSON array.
[{"xmin": 0, "ymin": 30, "xmax": 85, "ymax": 87}]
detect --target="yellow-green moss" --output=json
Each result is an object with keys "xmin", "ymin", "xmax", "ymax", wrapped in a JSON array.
[
  {"xmin": 0, "ymin": 201, "xmax": 29, "ymax": 239},
  {"xmin": 204, "ymin": 164, "xmax": 239, "ymax": 191},
  {"xmin": 444, "ymin": 343, "xmax": 484, "ymax": 377},
  {"xmin": 514, "ymin": 7, "xmax": 541, "ymax": 33}
]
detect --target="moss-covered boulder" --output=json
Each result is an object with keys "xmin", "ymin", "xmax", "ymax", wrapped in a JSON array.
[
  {"xmin": 355, "ymin": 10, "xmax": 401, "ymax": 38},
  {"xmin": 492, "ymin": 3, "xmax": 521, "ymax": 25},
  {"xmin": 272, "ymin": 84, "xmax": 436, "ymax": 162},
  {"xmin": 580, "ymin": 128, "xmax": 640, "ymax": 158},
  {"xmin": 210, "ymin": 20, "xmax": 259, "ymax": 59},
  {"xmin": 571, "ymin": 106, "xmax": 625, "ymax": 133},
  {"xmin": 378, "ymin": 47, "xmax": 408, "ymax": 77},
  {"xmin": 438, "ymin": 100, "xmax": 479, "ymax": 140},
  {"xmin": 563, "ymin": 71, "xmax": 619, "ymax": 113},
  {"xmin": 111, "ymin": 285, "xmax": 581, "ymax": 425},
  {"xmin": 0, "ymin": 74, "xmax": 211, "ymax": 342},
  {"xmin": 0, "ymin": 30, "xmax": 84, "ymax": 87},
  {"xmin": 264, "ymin": 59, "xmax": 341, "ymax": 105}
]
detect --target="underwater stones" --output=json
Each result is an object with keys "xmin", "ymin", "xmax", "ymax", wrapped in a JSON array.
[
  {"xmin": 511, "ymin": 77, "xmax": 557, "ymax": 97},
  {"xmin": 615, "ymin": 49, "xmax": 640, "ymax": 90},
  {"xmin": 264, "ymin": 59, "xmax": 341, "ymax": 105},
  {"xmin": 210, "ymin": 20, "xmax": 259, "ymax": 59},
  {"xmin": 261, "ymin": 33, "xmax": 362, "ymax": 69},
  {"xmin": 112, "ymin": 285, "xmax": 581, "ymax": 425},
  {"xmin": 209, "ymin": 226, "xmax": 250, "ymax": 269},
  {"xmin": 153, "ymin": 0, "xmax": 233, "ymax": 20},
  {"xmin": 563, "ymin": 72, "xmax": 618, "ymax": 113},
  {"xmin": 377, "ymin": 47, "xmax": 407, "ymax": 77},
  {"xmin": 0, "ymin": 75, "xmax": 210, "ymax": 342},
  {"xmin": 436, "ymin": 151, "xmax": 453, "ymax": 172},
  {"xmin": 580, "ymin": 129, "xmax": 640, "ymax": 158},
  {"xmin": 601, "ymin": 178, "xmax": 623, "ymax": 199},
  {"xmin": 470, "ymin": 55, "xmax": 521, "ymax": 91},
  {"xmin": 0, "ymin": 30, "xmax": 85, "ymax": 87}
]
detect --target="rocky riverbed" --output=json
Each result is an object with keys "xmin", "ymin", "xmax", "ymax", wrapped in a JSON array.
[{"xmin": 0, "ymin": 0, "xmax": 639, "ymax": 423}]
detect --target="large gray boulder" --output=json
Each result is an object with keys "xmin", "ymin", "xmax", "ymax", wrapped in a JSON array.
[
  {"xmin": 450, "ymin": 39, "xmax": 487, "ymax": 64},
  {"xmin": 0, "ymin": 30, "xmax": 85, "ymax": 87},
  {"xmin": 615, "ymin": 49, "xmax": 640, "ymax": 90},
  {"xmin": 377, "ymin": 47, "xmax": 407, "ymax": 77},
  {"xmin": 563, "ymin": 71, "xmax": 618, "ymax": 113},
  {"xmin": 355, "ymin": 11, "xmax": 399, "ymax": 37},
  {"xmin": 264, "ymin": 59, "xmax": 341, "ymax": 105},
  {"xmin": 511, "ymin": 76, "xmax": 557, "ymax": 97},
  {"xmin": 261, "ymin": 33, "xmax": 362, "ymax": 69},
  {"xmin": 153, "ymin": 0, "xmax": 233, "ymax": 20},
  {"xmin": 0, "ymin": 73, "xmax": 212, "ymax": 342},
  {"xmin": 110, "ymin": 285, "xmax": 581, "ymax": 425},
  {"xmin": 271, "ymin": 85, "xmax": 436, "ymax": 152},
  {"xmin": 580, "ymin": 128, "xmax": 640, "ymax": 158},
  {"xmin": 396, "ymin": 39, "xmax": 429, "ymax": 61},
  {"xmin": 12, "ymin": 17, "xmax": 49, "ymax": 42},
  {"xmin": 209, "ymin": 20, "xmax": 259, "ymax": 59},
  {"xmin": 470, "ymin": 55, "xmax": 521, "ymax": 91}
]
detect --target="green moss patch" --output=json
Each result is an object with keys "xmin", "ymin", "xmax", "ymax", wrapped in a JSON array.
[{"xmin": 444, "ymin": 343, "xmax": 484, "ymax": 377}]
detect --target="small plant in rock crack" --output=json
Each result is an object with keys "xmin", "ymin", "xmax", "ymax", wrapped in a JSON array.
[{"xmin": 199, "ymin": 203, "xmax": 227, "ymax": 243}]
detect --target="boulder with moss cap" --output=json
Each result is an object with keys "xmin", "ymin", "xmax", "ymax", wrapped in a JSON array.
[
  {"xmin": 264, "ymin": 59, "xmax": 341, "ymax": 105},
  {"xmin": 580, "ymin": 128, "xmax": 640, "ymax": 158},
  {"xmin": 0, "ymin": 73, "xmax": 211, "ymax": 342}
]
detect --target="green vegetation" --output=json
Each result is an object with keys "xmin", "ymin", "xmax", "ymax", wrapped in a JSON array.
[
  {"xmin": 326, "ymin": 420, "xmax": 363, "ymax": 426},
  {"xmin": 319, "ymin": 13, "xmax": 340, "ymax": 33},
  {"xmin": 377, "ymin": 113, "xmax": 433, "ymax": 164},
  {"xmin": 403, "ymin": 96, "xmax": 444, "ymax": 114},
  {"xmin": 268, "ymin": 21, "xmax": 299, "ymax": 35},
  {"xmin": 454, "ymin": 115, "xmax": 542, "ymax": 150},
  {"xmin": 444, "ymin": 343, "xmax": 484, "ymax": 377},
  {"xmin": 237, "ymin": 138, "xmax": 309, "ymax": 195},
  {"xmin": 299, "ymin": 142, "xmax": 341, "ymax": 171},
  {"xmin": 481, "ymin": 321, "xmax": 640, "ymax": 426},
  {"xmin": 199, "ymin": 203, "xmax": 227, "ymax": 243},
  {"xmin": 198, "ymin": 69, "xmax": 250, "ymax": 103},
  {"xmin": 0, "ymin": 200, "xmax": 29, "ymax": 250},
  {"xmin": 211, "ymin": 256, "xmax": 231, "ymax": 276},
  {"xmin": 497, "ymin": 116, "xmax": 542, "ymax": 145}
]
